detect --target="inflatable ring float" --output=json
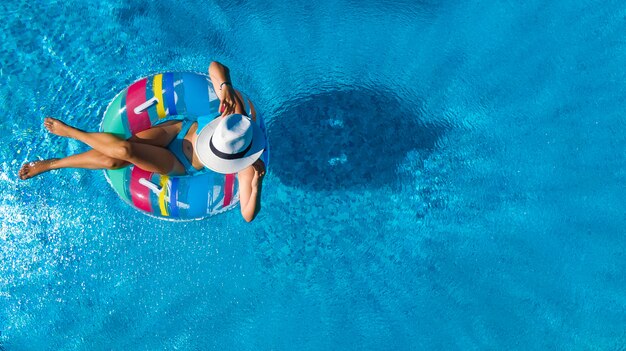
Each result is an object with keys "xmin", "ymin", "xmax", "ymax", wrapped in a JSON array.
[{"xmin": 100, "ymin": 72, "xmax": 269, "ymax": 221}]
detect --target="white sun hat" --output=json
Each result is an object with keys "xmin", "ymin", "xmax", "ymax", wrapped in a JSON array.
[{"xmin": 195, "ymin": 114, "xmax": 266, "ymax": 174}]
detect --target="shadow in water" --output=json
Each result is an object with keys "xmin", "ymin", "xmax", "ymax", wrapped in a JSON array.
[{"xmin": 269, "ymin": 88, "xmax": 447, "ymax": 191}]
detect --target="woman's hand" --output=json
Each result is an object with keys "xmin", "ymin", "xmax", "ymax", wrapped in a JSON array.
[
  {"xmin": 220, "ymin": 85, "xmax": 244, "ymax": 117},
  {"xmin": 209, "ymin": 61, "xmax": 246, "ymax": 117},
  {"xmin": 251, "ymin": 159, "xmax": 265, "ymax": 188},
  {"xmin": 252, "ymin": 159, "xmax": 265, "ymax": 177}
]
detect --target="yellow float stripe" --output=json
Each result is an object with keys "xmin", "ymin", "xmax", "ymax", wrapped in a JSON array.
[
  {"xmin": 152, "ymin": 74, "xmax": 166, "ymax": 118},
  {"xmin": 158, "ymin": 175, "xmax": 169, "ymax": 216}
]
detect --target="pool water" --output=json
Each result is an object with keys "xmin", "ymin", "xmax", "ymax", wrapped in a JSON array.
[{"xmin": 1, "ymin": 0, "xmax": 625, "ymax": 349}]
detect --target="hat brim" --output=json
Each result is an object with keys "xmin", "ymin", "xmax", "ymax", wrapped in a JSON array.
[{"xmin": 195, "ymin": 116, "xmax": 266, "ymax": 174}]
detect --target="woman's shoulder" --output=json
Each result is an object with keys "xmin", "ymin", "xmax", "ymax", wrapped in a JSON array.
[{"xmin": 237, "ymin": 164, "xmax": 255, "ymax": 180}]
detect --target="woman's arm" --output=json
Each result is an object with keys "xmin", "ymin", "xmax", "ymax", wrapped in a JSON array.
[
  {"xmin": 241, "ymin": 179, "xmax": 261, "ymax": 223},
  {"xmin": 238, "ymin": 160, "xmax": 265, "ymax": 222},
  {"xmin": 208, "ymin": 61, "xmax": 245, "ymax": 116}
]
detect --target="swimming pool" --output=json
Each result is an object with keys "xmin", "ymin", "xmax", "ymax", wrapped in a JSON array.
[{"xmin": 1, "ymin": 0, "xmax": 625, "ymax": 349}]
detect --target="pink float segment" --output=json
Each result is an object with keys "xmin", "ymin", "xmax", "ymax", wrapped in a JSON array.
[
  {"xmin": 223, "ymin": 174, "xmax": 235, "ymax": 206},
  {"xmin": 126, "ymin": 78, "xmax": 152, "ymax": 134},
  {"xmin": 130, "ymin": 167, "xmax": 154, "ymax": 213}
]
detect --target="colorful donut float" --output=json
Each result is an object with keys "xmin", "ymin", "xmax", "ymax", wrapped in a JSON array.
[{"xmin": 100, "ymin": 72, "xmax": 269, "ymax": 221}]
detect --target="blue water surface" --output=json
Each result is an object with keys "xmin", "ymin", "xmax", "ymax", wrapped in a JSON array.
[{"xmin": 1, "ymin": 0, "xmax": 625, "ymax": 350}]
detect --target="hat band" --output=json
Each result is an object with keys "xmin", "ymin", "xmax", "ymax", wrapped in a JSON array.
[{"xmin": 209, "ymin": 136, "xmax": 253, "ymax": 160}]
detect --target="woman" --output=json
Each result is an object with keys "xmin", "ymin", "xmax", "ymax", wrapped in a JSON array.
[{"xmin": 18, "ymin": 62, "xmax": 266, "ymax": 222}]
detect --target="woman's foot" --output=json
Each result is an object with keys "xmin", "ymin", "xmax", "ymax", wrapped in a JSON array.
[
  {"xmin": 44, "ymin": 117, "xmax": 75, "ymax": 138},
  {"xmin": 18, "ymin": 159, "xmax": 58, "ymax": 180}
]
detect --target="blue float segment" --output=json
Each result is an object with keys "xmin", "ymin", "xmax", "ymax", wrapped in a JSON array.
[
  {"xmin": 169, "ymin": 177, "xmax": 180, "ymax": 218},
  {"xmin": 181, "ymin": 73, "xmax": 213, "ymax": 117},
  {"xmin": 184, "ymin": 173, "xmax": 210, "ymax": 218},
  {"xmin": 164, "ymin": 72, "xmax": 177, "ymax": 116}
]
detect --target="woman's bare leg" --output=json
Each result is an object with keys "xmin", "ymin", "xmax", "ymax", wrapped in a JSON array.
[
  {"xmin": 43, "ymin": 117, "xmax": 184, "ymax": 175},
  {"xmin": 19, "ymin": 150, "xmax": 128, "ymax": 180}
]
